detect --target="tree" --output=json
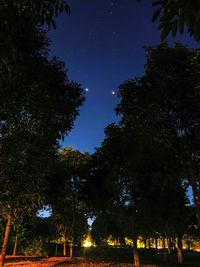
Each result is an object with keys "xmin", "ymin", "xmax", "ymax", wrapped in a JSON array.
[
  {"xmin": 86, "ymin": 135, "xmax": 143, "ymax": 266},
  {"xmin": 139, "ymin": 0, "xmax": 200, "ymax": 41},
  {"xmin": 83, "ymin": 149, "xmax": 120, "ymax": 215},
  {"xmin": 116, "ymin": 43, "xmax": 200, "ymax": 227},
  {"xmin": 96, "ymin": 43, "xmax": 200, "ymax": 266},
  {"xmin": 0, "ymin": 0, "xmax": 70, "ymax": 62},
  {"xmin": 46, "ymin": 147, "xmax": 90, "ymax": 257},
  {"xmin": 0, "ymin": 22, "xmax": 84, "ymax": 265}
]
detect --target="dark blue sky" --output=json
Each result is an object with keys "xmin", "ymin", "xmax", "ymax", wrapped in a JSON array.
[{"xmin": 48, "ymin": 0, "xmax": 198, "ymax": 153}]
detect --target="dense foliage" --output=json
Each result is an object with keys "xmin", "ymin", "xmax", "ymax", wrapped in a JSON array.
[{"xmin": 139, "ymin": 0, "xmax": 200, "ymax": 41}]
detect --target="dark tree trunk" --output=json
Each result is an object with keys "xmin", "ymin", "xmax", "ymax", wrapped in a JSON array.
[
  {"xmin": 55, "ymin": 243, "xmax": 58, "ymax": 256},
  {"xmin": 155, "ymin": 238, "xmax": 158, "ymax": 250},
  {"xmin": 162, "ymin": 238, "xmax": 166, "ymax": 248},
  {"xmin": 187, "ymin": 241, "xmax": 190, "ymax": 250},
  {"xmin": 133, "ymin": 236, "xmax": 140, "ymax": 267},
  {"xmin": 177, "ymin": 235, "xmax": 183, "ymax": 264},
  {"xmin": 148, "ymin": 239, "xmax": 151, "ymax": 249},
  {"xmin": 144, "ymin": 238, "xmax": 147, "ymax": 249},
  {"xmin": 12, "ymin": 234, "xmax": 18, "ymax": 256},
  {"xmin": 167, "ymin": 237, "xmax": 171, "ymax": 255},
  {"xmin": 1, "ymin": 213, "xmax": 12, "ymax": 267}
]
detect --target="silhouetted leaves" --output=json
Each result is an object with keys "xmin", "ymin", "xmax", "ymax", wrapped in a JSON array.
[
  {"xmin": 0, "ymin": 1, "xmax": 70, "ymax": 63},
  {"xmin": 139, "ymin": 0, "xmax": 200, "ymax": 41}
]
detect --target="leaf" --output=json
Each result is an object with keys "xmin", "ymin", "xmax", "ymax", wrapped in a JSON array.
[
  {"xmin": 59, "ymin": 2, "xmax": 64, "ymax": 12},
  {"xmin": 172, "ymin": 20, "xmax": 178, "ymax": 37},
  {"xmin": 152, "ymin": 0, "xmax": 165, "ymax": 7},
  {"xmin": 161, "ymin": 24, "xmax": 172, "ymax": 40},
  {"xmin": 64, "ymin": 4, "xmax": 71, "ymax": 14},
  {"xmin": 52, "ymin": 19, "xmax": 56, "ymax": 29},
  {"xmin": 152, "ymin": 8, "xmax": 162, "ymax": 22}
]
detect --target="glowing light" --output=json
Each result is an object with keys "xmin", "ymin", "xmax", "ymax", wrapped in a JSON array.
[
  {"xmin": 85, "ymin": 88, "xmax": 89, "ymax": 92},
  {"xmin": 111, "ymin": 91, "xmax": 116, "ymax": 96},
  {"xmin": 83, "ymin": 240, "xmax": 92, "ymax": 248}
]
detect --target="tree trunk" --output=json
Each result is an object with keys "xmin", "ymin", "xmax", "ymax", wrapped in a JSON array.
[
  {"xmin": 12, "ymin": 234, "xmax": 18, "ymax": 256},
  {"xmin": 162, "ymin": 238, "xmax": 166, "ymax": 248},
  {"xmin": 187, "ymin": 241, "xmax": 190, "ymax": 251},
  {"xmin": 55, "ymin": 243, "xmax": 58, "ymax": 256},
  {"xmin": 133, "ymin": 236, "xmax": 140, "ymax": 267},
  {"xmin": 190, "ymin": 176, "xmax": 200, "ymax": 227},
  {"xmin": 148, "ymin": 239, "xmax": 151, "ymax": 249},
  {"xmin": 69, "ymin": 243, "xmax": 73, "ymax": 259},
  {"xmin": 155, "ymin": 238, "xmax": 158, "ymax": 250},
  {"xmin": 167, "ymin": 237, "xmax": 171, "ymax": 255},
  {"xmin": 63, "ymin": 240, "xmax": 67, "ymax": 256},
  {"xmin": 144, "ymin": 238, "xmax": 147, "ymax": 249},
  {"xmin": 1, "ymin": 213, "xmax": 12, "ymax": 267},
  {"xmin": 177, "ymin": 235, "xmax": 183, "ymax": 264}
]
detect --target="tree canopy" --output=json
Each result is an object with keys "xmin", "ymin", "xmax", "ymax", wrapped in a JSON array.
[
  {"xmin": 0, "ymin": 0, "xmax": 70, "ymax": 62},
  {"xmin": 92, "ymin": 43, "xmax": 200, "ymax": 266},
  {"xmin": 139, "ymin": 0, "xmax": 200, "ymax": 41},
  {"xmin": 0, "ymin": 17, "xmax": 84, "ymax": 266}
]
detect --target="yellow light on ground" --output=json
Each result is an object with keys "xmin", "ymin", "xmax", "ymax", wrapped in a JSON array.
[{"xmin": 83, "ymin": 240, "xmax": 92, "ymax": 248}]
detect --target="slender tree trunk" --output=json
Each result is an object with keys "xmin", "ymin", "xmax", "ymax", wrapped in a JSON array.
[
  {"xmin": 12, "ymin": 234, "xmax": 18, "ymax": 256},
  {"xmin": 177, "ymin": 235, "xmax": 183, "ymax": 264},
  {"xmin": 63, "ymin": 239, "xmax": 67, "ymax": 256},
  {"xmin": 148, "ymin": 239, "xmax": 151, "ymax": 249},
  {"xmin": 133, "ymin": 236, "xmax": 140, "ymax": 267},
  {"xmin": 1, "ymin": 213, "xmax": 12, "ymax": 267},
  {"xmin": 162, "ymin": 238, "xmax": 166, "ymax": 248},
  {"xmin": 155, "ymin": 238, "xmax": 158, "ymax": 250},
  {"xmin": 69, "ymin": 243, "xmax": 73, "ymax": 259},
  {"xmin": 187, "ymin": 241, "xmax": 190, "ymax": 251},
  {"xmin": 167, "ymin": 237, "xmax": 171, "ymax": 255},
  {"xmin": 55, "ymin": 243, "xmax": 58, "ymax": 256},
  {"xmin": 144, "ymin": 238, "xmax": 147, "ymax": 249},
  {"xmin": 190, "ymin": 176, "xmax": 200, "ymax": 227}
]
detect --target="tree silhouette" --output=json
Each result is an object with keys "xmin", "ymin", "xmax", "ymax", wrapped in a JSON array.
[
  {"xmin": 0, "ymin": 1, "xmax": 70, "ymax": 63},
  {"xmin": 0, "ymin": 24, "xmax": 84, "ymax": 266},
  {"xmin": 139, "ymin": 0, "xmax": 200, "ymax": 41}
]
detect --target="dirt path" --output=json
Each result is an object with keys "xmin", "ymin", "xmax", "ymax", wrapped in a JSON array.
[
  {"xmin": 5, "ymin": 256, "xmax": 72, "ymax": 266},
  {"xmin": 3, "ymin": 256, "xmax": 134, "ymax": 267}
]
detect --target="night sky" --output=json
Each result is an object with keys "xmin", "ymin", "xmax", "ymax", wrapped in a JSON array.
[{"xmin": 48, "ymin": 0, "xmax": 199, "ymax": 153}]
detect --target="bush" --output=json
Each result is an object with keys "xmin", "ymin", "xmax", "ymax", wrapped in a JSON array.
[{"xmin": 22, "ymin": 238, "xmax": 48, "ymax": 256}]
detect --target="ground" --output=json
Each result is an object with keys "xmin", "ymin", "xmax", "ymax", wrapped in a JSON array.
[
  {"xmin": 3, "ymin": 255, "xmax": 200, "ymax": 267},
  {"xmin": 4, "ymin": 257, "xmax": 133, "ymax": 267},
  {"xmin": 2, "ymin": 256, "xmax": 157, "ymax": 267}
]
